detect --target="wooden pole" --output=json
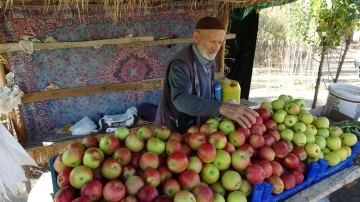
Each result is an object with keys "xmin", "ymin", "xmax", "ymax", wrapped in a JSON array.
[
  {"xmin": 218, "ymin": 3, "xmax": 230, "ymax": 75},
  {"xmin": 0, "ymin": 61, "xmax": 6, "ymax": 88}
]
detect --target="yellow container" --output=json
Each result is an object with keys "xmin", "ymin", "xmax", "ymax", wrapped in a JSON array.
[{"xmin": 220, "ymin": 79, "xmax": 241, "ymax": 104}]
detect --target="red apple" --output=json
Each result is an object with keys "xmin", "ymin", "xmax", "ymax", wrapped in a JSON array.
[
  {"xmin": 246, "ymin": 164, "xmax": 266, "ymax": 184},
  {"xmin": 120, "ymin": 165, "xmax": 137, "ymax": 181},
  {"xmin": 158, "ymin": 166, "xmax": 172, "ymax": 183},
  {"xmin": 187, "ymin": 125, "xmax": 200, "ymax": 133},
  {"xmin": 139, "ymin": 152, "xmax": 159, "ymax": 170},
  {"xmin": 261, "ymin": 124, "xmax": 267, "ymax": 132},
  {"xmin": 54, "ymin": 186, "xmax": 77, "ymax": 202},
  {"xmin": 228, "ymin": 130, "xmax": 246, "ymax": 147},
  {"xmin": 265, "ymin": 129, "xmax": 281, "ymax": 141},
  {"xmin": 120, "ymin": 195, "xmax": 138, "ymax": 202},
  {"xmin": 57, "ymin": 167, "xmax": 73, "ymax": 189},
  {"xmin": 254, "ymin": 116, "xmax": 263, "ymax": 126},
  {"xmin": 273, "ymin": 142, "xmax": 289, "ymax": 158},
  {"xmin": 283, "ymin": 153, "xmax": 299, "ymax": 169},
  {"xmin": 125, "ymin": 175, "xmax": 144, "ymax": 195},
  {"xmin": 182, "ymin": 133, "xmax": 191, "ymax": 144},
  {"xmin": 181, "ymin": 144, "xmax": 193, "ymax": 157},
  {"xmin": 137, "ymin": 126, "xmax": 153, "ymax": 140},
  {"xmin": 223, "ymin": 142, "xmax": 236, "ymax": 154},
  {"xmin": 270, "ymin": 161, "xmax": 284, "ymax": 177},
  {"xmin": 192, "ymin": 184, "xmax": 214, "ymax": 202},
  {"xmin": 99, "ymin": 135, "xmax": 120, "ymax": 155},
  {"xmin": 208, "ymin": 131, "xmax": 227, "ymax": 149},
  {"xmin": 167, "ymin": 152, "xmax": 188, "ymax": 173},
  {"xmin": 137, "ymin": 185, "xmax": 159, "ymax": 202},
  {"xmin": 80, "ymin": 180, "xmax": 103, "ymax": 201},
  {"xmin": 113, "ymin": 148, "xmax": 132, "ymax": 166},
  {"xmin": 250, "ymin": 125, "xmax": 263, "ymax": 136},
  {"xmin": 294, "ymin": 161, "xmax": 306, "ymax": 174},
  {"xmin": 179, "ymin": 170, "xmax": 200, "ymax": 191},
  {"xmin": 280, "ymin": 140, "xmax": 293, "ymax": 152},
  {"xmin": 256, "ymin": 107, "xmax": 271, "ymax": 121},
  {"xmin": 258, "ymin": 146, "xmax": 276, "ymax": 161},
  {"xmin": 290, "ymin": 171, "xmax": 304, "ymax": 184},
  {"xmin": 67, "ymin": 142, "xmax": 86, "ymax": 152},
  {"xmin": 264, "ymin": 119, "xmax": 278, "ymax": 130},
  {"xmin": 237, "ymin": 128, "xmax": 251, "ymax": 139},
  {"xmin": 154, "ymin": 195, "xmax": 172, "ymax": 202},
  {"xmin": 72, "ymin": 196, "xmax": 92, "ymax": 202},
  {"xmin": 101, "ymin": 158, "xmax": 122, "ymax": 180},
  {"xmin": 239, "ymin": 144, "xmax": 255, "ymax": 157},
  {"xmin": 249, "ymin": 134, "xmax": 265, "ymax": 149},
  {"xmin": 255, "ymin": 160, "xmax": 273, "ymax": 178},
  {"xmin": 159, "ymin": 156, "xmax": 167, "ymax": 167},
  {"xmin": 168, "ymin": 133, "xmax": 183, "ymax": 142},
  {"xmin": 142, "ymin": 168, "xmax": 161, "ymax": 187},
  {"xmin": 166, "ymin": 139, "xmax": 182, "ymax": 155},
  {"xmin": 91, "ymin": 167, "xmax": 104, "ymax": 183},
  {"xmin": 291, "ymin": 146, "xmax": 307, "ymax": 161},
  {"xmin": 267, "ymin": 175, "xmax": 284, "ymax": 194},
  {"xmin": 264, "ymin": 135, "xmax": 275, "ymax": 147},
  {"xmin": 130, "ymin": 152, "xmax": 142, "ymax": 169},
  {"xmin": 103, "ymin": 180, "xmax": 126, "ymax": 202},
  {"xmin": 163, "ymin": 179, "xmax": 181, "ymax": 198},
  {"xmin": 197, "ymin": 143, "xmax": 216, "ymax": 163},
  {"xmin": 231, "ymin": 150, "xmax": 251, "ymax": 171},
  {"xmin": 188, "ymin": 132, "xmax": 206, "ymax": 150},
  {"xmin": 281, "ymin": 173, "xmax": 296, "ymax": 190},
  {"xmin": 200, "ymin": 123, "xmax": 217, "ymax": 137},
  {"xmin": 82, "ymin": 136, "xmax": 99, "ymax": 149},
  {"xmin": 54, "ymin": 154, "xmax": 68, "ymax": 174}
]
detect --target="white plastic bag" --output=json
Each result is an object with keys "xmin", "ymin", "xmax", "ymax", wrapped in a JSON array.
[
  {"xmin": 0, "ymin": 124, "xmax": 38, "ymax": 201},
  {"xmin": 69, "ymin": 116, "xmax": 97, "ymax": 136},
  {"xmin": 27, "ymin": 172, "xmax": 53, "ymax": 202}
]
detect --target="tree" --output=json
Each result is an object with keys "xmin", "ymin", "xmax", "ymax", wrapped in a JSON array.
[{"xmin": 310, "ymin": 0, "xmax": 360, "ymax": 108}]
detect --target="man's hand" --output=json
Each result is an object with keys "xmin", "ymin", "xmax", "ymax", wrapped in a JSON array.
[{"xmin": 219, "ymin": 103, "xmax": 259, "ymax": 129}]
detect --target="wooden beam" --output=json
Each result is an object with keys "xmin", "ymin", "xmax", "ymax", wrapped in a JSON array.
[
  {"xmin": 22, "ymin": 78, "xmax": 163, "ymax": 104},
  {"xmin": 286, "ymin": 165, "xmax": 360, "ymax": 202},
  {"xmin": 218, "ymin": 5, "xmax": 230, "ymax": 74},
  {"xmin": 0, "ymin": 62, "xmax": 6, "ymax": 88},
  {"xmin": 0, "ymin": 36, "xmax": 155, "ymax": 53}
]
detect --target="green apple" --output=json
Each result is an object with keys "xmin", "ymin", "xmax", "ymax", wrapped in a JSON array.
[
  {"xmin": 279, "ymin": 94, "xmax": 290, "ymax": 104},
  {"xmin": 314, "ymin": 136, "xmax": 327, "ymax": 149},
  {"xmin": 277, "ymin": 124, "xmax": 286, "ymax": 131},
  {"xmin": 326, "ymin": 137, "xmax": 342, "ymax": 151},
  {"xmin": 322, "ymin": 147, "xmax": 331, "ymax": 154},
  {"xmin": 272, "ymin": 99, "xmax": 285, "ymax": 111},
  {"xmin": 280, "ymin": 129, "xmax": 294, "ymax": 141},
  {"xmin": 125, "ymin": 134, "xmax": 144, "ymax": 152},
  {"xmin": 299, "ymin": 109, "xmax": 310, "ymax": 114},
  {"xmin": 317, "ymin": 128, "xmax": 330, "ymax": 138},
  {"xmin": 213, "ymin": 193, "xmax": 225, "ymax": 202},
  {"xmin": 114, "ymin": 126, "xmax": 130, "ymax": 140},
  {"xmin": 187, "ymin": 156, "xmax": 203, "ymax": 173},
  {"xmin": 174, "ymin": 190, "xmax": 196, "ymax": 202},
  {"xmin": 343, "ymin": 146, "xmax": 352, "ymax": 157},
  {"xmin": 314, "ymin": 117, "xmax": 330, "ymax": 129},
  {"xmin": 272, "ymin": 111, "xmax": 286, "ymax": 123},
  {"xmin": 212, "ymin": 150, "xmax": 231, "ymax": 171},
  {"xmin": 285, "ymin": 103, "xmax": 300, "ymax": 115},
  {"xmin": 283, "ymin": 115, "xmax": 297, "ymax": 127},
  {"xmin": 261, "ymin": 101, "xmax": 273, "ymax": 110},
  {"xmin": 304, "ymin": 132, "xmax": 315, "ymax": 144},
  {"xmin": 328, "ymin": 126, "xmax": 343, "ymax": 137},
  {"xmin": 227, "ymin": 191, "xmax": 247, "ymax": 202},
  {"xmin": 293, "ymin": 132, "xmax": 307, "ymax": 146},
  {"xmin": 200, "ymin": 163, "xmax": 219, "ymax": 184},
  {"xmin": 324, "ymin": 152, "xmax": 341, "ymax": 166},
  {"xmin": 306, "ymin": 156, "xmax": 320, "ymax": 164},
  {"xmin": 206, "ymin": 118, "xmax": 220, "ymax": 130},
  {"xmin": 305, "ymin": 143, "xmax": 321, "ymax": 158},
  {"xmin": 239, "ymin": 179, "xmax": 252, "ymax": 196},
  {"xmin": 305, "ymin": 125, "xmax": 318, "ymax": 136},
  {"xmin": 299, "ymin": 113, "xmax": 313, "ymax": 125},
  {"xmin": 319, "ymin": 151, "xmax": 324, "ymax": 158},
  {"xmin": 341, "ymin": 133, "xmax": 358, "ymax": 146},
  {"xmin": 146, "ymin": 137, "xmax": 165, "ymax": 155},
  {"xmin": 219, "ymin": 120, "xmax": 235, "ymax": 135},
  {"xmin": 288, "ymin": 95, "xmax": 294, "ymax": 102},
  {"xmin": 333, "ymin": 147, "xmax": 347, "ymax": 161},
  {"xmin": 292, "ymin": 99, "xmax": 305, "ymax": 108},
  {"xmin": 210, "ymin": 182, "xmax": 226, "ymax": 196},
  {"xmin": 221, "ymin": 171, "xmax": 242, "ymax": 191},
  {"xmin": 293, "ymin": 122, "xmax": 306, "ymax": 133}
]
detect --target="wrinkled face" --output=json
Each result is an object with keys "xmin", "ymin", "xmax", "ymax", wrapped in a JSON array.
[{"xmin": 193, "ymin": 29, "xmax": 226, "ymax": 61}]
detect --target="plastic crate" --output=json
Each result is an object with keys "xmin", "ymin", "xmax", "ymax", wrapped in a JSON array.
[
  {"xmin": 313, "ymin": 141, "xmax": 360, "ymax": 184},
  {"xmin": 261, "ymin": 161, "xmax": 320, "ymax": 202},
  {"xmin": 250, "ymin": 183, "xmax": 264, "ymax": 202},
  {"xmin": 49, "ymin": 154, "xmax": 59, "ymax": 195}
]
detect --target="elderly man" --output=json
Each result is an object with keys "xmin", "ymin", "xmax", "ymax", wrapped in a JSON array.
[{"xmin": 155, "ymin": 16, "xmax": 258, "ymax": 133}]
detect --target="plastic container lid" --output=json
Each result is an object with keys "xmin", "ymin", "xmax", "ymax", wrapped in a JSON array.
[{"xmin": 328, "ymin": 83, "xmax": 360, "ymax": 103}]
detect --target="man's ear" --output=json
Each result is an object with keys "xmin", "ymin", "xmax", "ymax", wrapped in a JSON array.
[{"xmin": 193, "ymin": 31, "xmax": 200, "ymax": 43}]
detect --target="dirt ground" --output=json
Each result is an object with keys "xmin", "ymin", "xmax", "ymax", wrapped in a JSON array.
[{"xmin": 4, "ymin": 45, "xmax": 360, "ymax": 202}]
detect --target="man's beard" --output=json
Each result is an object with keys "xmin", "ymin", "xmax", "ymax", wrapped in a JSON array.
[{"xmin": 197, "ymin": 44, "xmax": 216, "ymax": 61}]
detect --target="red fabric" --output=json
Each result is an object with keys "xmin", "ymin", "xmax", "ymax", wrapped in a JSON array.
[{"xmin": 195, "ymin": 16, "xmax": 225, "ymax": 30}]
